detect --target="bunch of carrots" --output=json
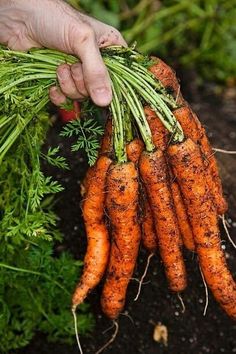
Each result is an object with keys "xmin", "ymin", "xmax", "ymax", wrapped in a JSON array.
[
  {"xmin": 0, "ymin": 45, "xmax": 234, "ymax": 352},
  {"xmin": 72, "ymin": 50, "xmax": 236, "ymax": 325}
]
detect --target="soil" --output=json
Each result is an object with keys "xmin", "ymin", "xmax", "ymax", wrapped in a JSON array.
[{"xmin": 18, "ymin": 72, "xmax": 236, "ymax": 354}]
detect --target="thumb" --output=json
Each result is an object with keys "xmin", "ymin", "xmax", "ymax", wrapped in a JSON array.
[{"xmin": 71, "ymin": 24, "xmax": 112, "ymax": 107}]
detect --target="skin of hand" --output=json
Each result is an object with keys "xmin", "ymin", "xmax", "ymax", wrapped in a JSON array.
[{"xmin": 0, "ymin": 0, "xmax": 127, "ymax": 107}]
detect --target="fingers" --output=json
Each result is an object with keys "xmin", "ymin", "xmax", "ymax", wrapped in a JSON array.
[
  {"xmin": 49, "ymin": 17, "xmax": 127, "ymax": 107},
  {"xmin": 57, "ymin": 64, "xmax": 86, "ymax": 100},
  {"xmin": 73, "ymin": 25, "xmax": 112, "ymax": 107},
  {"xmin": 51, "ymin": 63, "xmax": 88, "ymax": 107},
  {"xmin": 80, "ymin": 48, "xmax": 112, "ymax": 107},
  {"xmin": 71, "ymin": 63, "xmax": 88, "ymax": 97},
  {"xmin": 49, "ymin": 86, "xmax": 67, "ymax": 106}
]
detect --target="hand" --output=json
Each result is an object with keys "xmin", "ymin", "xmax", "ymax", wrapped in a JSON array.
[{"xmin": 0, "ymin": 0, "xmax": 127, "ymax": 107}]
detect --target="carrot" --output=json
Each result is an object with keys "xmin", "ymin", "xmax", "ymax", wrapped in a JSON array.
[
  {"xmin": 101, "ymin": 162, "xmax": 141, "ymax": 319},
  {"xmin": 144, "ymin": 106, "xmax": 169, "ymax": 151},
  {"xmin": 126, "ymin": 138, "xmax": 144, "ymax": 164},
  {"xmin": 169, "ymin": 173, "xmax": 195, "ymax": 252},
  {"xmin": 81, "ymin": 117, "xmax": 113, "ymax": 197},
  {"xmin": 99, "ymin": 117, "xmax": 113, "ymax": 155},
  {"xmin": 149, "ymin": 57, "xmax": 184, "ymax": 104},
  {"xmin": 173, "ymin": 106, "xmax": 201, "ymax": 143},
  {"xmin": 149, "ymin": 59, "xmax": 226, "ymax": 213},
  {"xmin": 174, "ymin": 107, "xmax": 227, "ymax": 215},
  {"xmin": 191, "ymin": 111, "xmax": 227, "ymax": 215},
  {"xmin": 126, "ymin": 137, "xmax": 158, "ymax": 253},
  {"xmin": 168, "ymin": 138, "xmax": 236, "ymax": 319},
  {"xmin": 145, "ymin": 106, "xmax": 193, "ymax": 250},
  {"xmin": 80, "ymin": 165, "xmax": 95, "ymax": 197},
  {"xmin": 72, "ymin": 155, "xmax": 112, "ymax": 309},
  {"xmin": 139, "ymin": 149, "xmax": 187, "ymax": 292},
  {"xmin": 141, "ymin": 189, "xmax": 158, "ymax": 253}
]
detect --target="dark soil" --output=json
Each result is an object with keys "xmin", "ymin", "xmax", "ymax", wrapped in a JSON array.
[{"xmin": 19, "ymin": 73, "xmax": 236, "ymax": 354}]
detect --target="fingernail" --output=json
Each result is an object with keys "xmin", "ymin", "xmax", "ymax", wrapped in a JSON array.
[{"xmin": 91, "ymin": 87, "xmax": 112, "ymax": 107}]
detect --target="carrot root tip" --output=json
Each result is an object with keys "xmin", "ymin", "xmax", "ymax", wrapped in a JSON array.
[
  {"xmin": 72, "ymin": 307, "xmax": 83, "ymax": 354},
  {"xmin": 213, "ymin": 148, "xmax": 236, "ymax": 155},
  {"xmin": 199, "ymin": 265, "xmax": 209, "ymax": 317},
  {"xmin": 95, "ymin": 320, "xmax": 119, "ymax": 354},
  {"xmin": 134, "ymin": 253, "xmax": 154, "ymax": 302},
  {"xmin": 221, "ymin": 214, "xmax": 236, "ymax": 249},
  {"xmin": 177, "ymin": 293, "xmax": 186, "ymax": 314}
]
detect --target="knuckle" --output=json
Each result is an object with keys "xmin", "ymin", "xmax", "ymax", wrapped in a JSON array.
[{"xmin": 77, "ymin": 24, "xmax": 94, "ymax": 44}]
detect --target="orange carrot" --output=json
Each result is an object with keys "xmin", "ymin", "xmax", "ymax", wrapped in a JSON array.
[
  {"xmin": 173, "ymin": 106, "xmax": 201, "ymax": 143},
  {"xmin": 72, "ymin": 155, "xmax": 112, "ymax": 309},
  {"xmin": 81, "ymin": 117, "xmax": 113, "ymax": 197},
  {"xmin": 169, "ymin": 172, "xmax": 195, "ymax": 252},
  {"xmin": 144, "ymin": 106, "xmax": 169, "ymax": 151},
  {"xmin": 145, "ymin": 106, "xmax": 193, "ymax": 250},
  {"xmin": 126, "ymin": 138, "xmax": 144, "ymax": 164},
  {"xmin": 80, "ymin": 165, "xmax": 95, "ymax": 197},
  {"xmin": 126, "ymin": 137, "xmax": 158, "ymax": 253},
  {"xmin": 99, "ymin": 117, "xmax": 113, "ymax": 155},
  {"xmin": 139, "ymin": 149, "xmax": 187, "ymax": 292},
  {"xmin": 168, "ymin": 138, "xmax": 236, "ymax": 319},
  {"xmin": 174, "ymin": 107, "xmax": 227, "ymax": 215},
  {"xmin": 149, "ymin": 57, "xmax": 184, "ymax": 104},
  {"xmin": 101, "ymin": 162, "xmax": 141, "ymax": 319},
  {"xmin": 191, "ymin": 111, "xmax": 227, "ymax": 215},
  {"xmin": 141, "ymin": 189, "xmax": 158, "ymax": 253}
]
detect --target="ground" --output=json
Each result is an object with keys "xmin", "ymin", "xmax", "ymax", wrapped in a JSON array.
[{"xmin": 18, "ymin": 71, "xmax": 236, "ymax": 354}]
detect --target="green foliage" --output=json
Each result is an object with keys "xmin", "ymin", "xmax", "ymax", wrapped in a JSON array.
[
  {"xmin": 0, "ymin": 242, "xmax": 94, "ymax": 352},
  {"xmin": 41, "ymin": 147, "xmax": 69, "ymax": 170},
  {"xmin": 60, "ymin": 114, "xmax": 104, "ymax": 166},
  {"xmin": 72, "ymin": 0, "xmax": 236, "ymax": 83},
  {"xmin": 0, "ymin": 111, "xmax": 94, "ymax": 352}
]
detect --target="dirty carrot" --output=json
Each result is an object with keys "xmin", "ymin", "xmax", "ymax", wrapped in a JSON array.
[
  {"xmin": 149, "ymin": 57, "xmax": 184, "ymax": 104},
  {"xmin": 80, "ymin": 165, "xmax": 96, "ymax": 197},
  {"xmin": 99, "ymin": 117, "xmax": 113, "ymax": 155},
  {"xmin": 126, "ymin": 137, "xmax": 158, "ymax": 253},
  {"xmin": 191, "ymin": 111, "xmax": 228, "ymax": 215},
  {"xmin": 141, "ymin": 189, "xmax": 158, "ymax": 253},
  {"xmin": 170, "ymin": 174, "xmax": 195, "ymax": 252},
  {"xmin": 174, "ymin": 107, "xmax": 227, "ymax": 215},
  {"xmin": 144, "ymin": 106, "xmax": 192, "ymax": 250},
  {"xmin": 168, "ymin": 138, "xmax": 236, "ymax": 319},
  {"xmin": 139, "ymin": 149, "xmax": 187, "ymax": 292},
  {"xmin": 173, "ymin": 106, "xmax": 201, "ymax": 142},
  {"xmin": 101, "ymin": 162, "xmax": 141, "ymax": 319},
  {"xmin": 72, "ymin": 155, "xmax": 112, "ymax": 309},
  {"xmin": 82, "ymin": 117, "xmax": 113, "ymax": 197},
  {"xmin": 144, "ymin": 106, "xmax": 169, "ymax": 151},
  {"xmin": 126, "ymin": 138, "xmax": 144, "ymax": 164}
]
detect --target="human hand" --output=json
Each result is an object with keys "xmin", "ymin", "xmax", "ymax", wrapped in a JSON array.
[{"xmin": 0, "ymin": 0, "xmax": 127, "ymax": 107}]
